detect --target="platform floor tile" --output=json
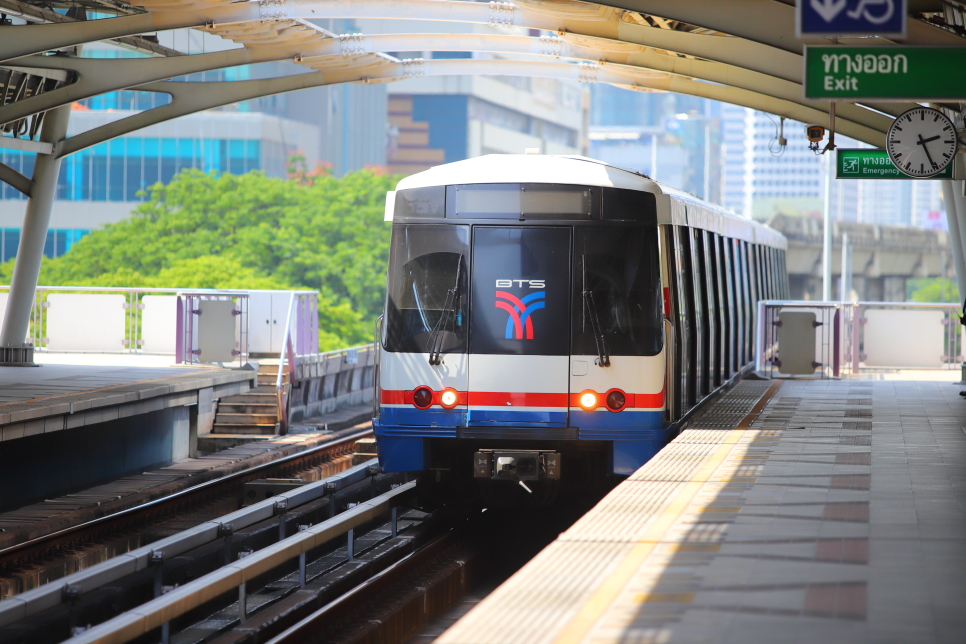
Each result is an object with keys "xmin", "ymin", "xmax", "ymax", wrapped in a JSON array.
[{"xmin": 438, "ymin": 379, "xmax": 966, "ymax": 644}]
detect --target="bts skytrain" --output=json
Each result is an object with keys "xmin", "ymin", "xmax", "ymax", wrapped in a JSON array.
[{"xmin": 372, "ymin": 154, "xmax": 787, "ymax": 503}]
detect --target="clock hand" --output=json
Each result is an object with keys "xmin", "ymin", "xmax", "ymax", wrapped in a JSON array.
[
  {"xmin": 916, "ymin": 135, "xmax": 941, "ymax": 145},
  {"xmin": 917, "ymin": 133, "xmax": 937, "ymax": 167}
]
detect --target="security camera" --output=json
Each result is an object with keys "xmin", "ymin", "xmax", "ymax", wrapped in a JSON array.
[
  {"xmin": 805, "ymin": 125, "xmax": 826, "ymax": 152},
  {"xmin": 805, "ymin": 125, "xmax": 826, "ymax": 143}
]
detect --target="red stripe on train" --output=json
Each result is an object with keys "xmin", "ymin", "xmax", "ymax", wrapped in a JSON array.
[{"xmin": 381, "ymin": 389, "xmax": 664, "ymax": 408}]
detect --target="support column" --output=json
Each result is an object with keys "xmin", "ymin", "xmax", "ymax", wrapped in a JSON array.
[
  {"xmin": 941, "ymin": 180, "xmax": 966, "ymax": 305},
  {"xmin": 954, "ymin": 181, "xmax": 966, "ymax": 295},
  {"xmin": 0, "ymin": 103, "xmax": 71, "ymax": 362}
]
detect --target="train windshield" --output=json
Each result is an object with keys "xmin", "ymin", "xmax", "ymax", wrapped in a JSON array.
[
  {"xmin": 573, "ymin": 227, "xmax": 663, "ymax": 357},
  {"xmin": 384, "ymin": 225, "xmax": 469, "ymax": 354}
]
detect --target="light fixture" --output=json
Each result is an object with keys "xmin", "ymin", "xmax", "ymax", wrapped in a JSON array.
[
  {"xmin": 439, "ymin": 388, "xmax": 459, "ymax": 409},
  {"xmin": 605, "ymin": 389, "xmax": 627, "ymax": 412},
  {"xmin": 578, "ymin": 390, "xmax": 599, "ymax": 411},
  {"xmin": 412, "ymin": 386, "xmax": 433, "ymax": 410}
]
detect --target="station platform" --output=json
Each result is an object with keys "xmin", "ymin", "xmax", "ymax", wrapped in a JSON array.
[
  {"xmin": 439, "ymin": 377, "xmax": 966, "ymax": 644},
  {"xmin": 0, "ymin": 355, "xmax": 253, "ymax": 443}
]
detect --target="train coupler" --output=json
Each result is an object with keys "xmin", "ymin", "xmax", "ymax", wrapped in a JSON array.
[{"xmin": 473, "ymin": 449, "xmax": 560, "ymax": 481}]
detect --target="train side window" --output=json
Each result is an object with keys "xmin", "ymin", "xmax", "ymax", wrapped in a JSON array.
[
  {"xmin": 384, "ymin": 224, "xmax": 469, "ymax": 354},
  {"xmin": 572, "ymin": 226, "xmax": 662, "ymax": 357}
]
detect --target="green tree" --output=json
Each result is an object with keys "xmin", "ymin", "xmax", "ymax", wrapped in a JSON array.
[
  {"xmin": 907, "ymin": 277, "xmax": 960, "ymax": 304},
  {"xmin": 9, "ymin": 167, "xmax": 399, "ymax": 350}
]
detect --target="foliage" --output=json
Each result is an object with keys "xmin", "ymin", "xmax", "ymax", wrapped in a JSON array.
[
  {"xmin": 5, "ymin": 167, "xmax": 399, "ymax": 350},
  {"xmin": 907, "ymin": 277, "xmax": 960, "ymax": 304}
]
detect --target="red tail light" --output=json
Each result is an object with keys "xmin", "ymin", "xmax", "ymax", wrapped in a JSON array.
[
  {"xmin": 412, "ymin": 386, "xmax": 433, "ymax": 409},
  {"xmin": 605, "ymin": 389, "xmax": 627, "ymax": 412}
]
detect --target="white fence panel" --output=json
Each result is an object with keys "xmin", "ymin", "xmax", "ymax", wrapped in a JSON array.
[
  {"xmin": 141, "ymin": 295, "xmax": 177, "ymax": 354},
  {"xmin": 47, "ymin": 294, "xmax": 126, "ymax": 352},
  {"xmin": 863, "ymin": 309, "xmax": 946, "ymax": 368}
]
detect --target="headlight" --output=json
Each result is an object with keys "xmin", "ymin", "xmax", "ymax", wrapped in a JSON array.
[
  {"xmin": 439, "ymin": 388, "xmax": 459, "ymax": 408},
  {"xmin": 578, "ymin": 390, "xmax": 599, "ymax": 411},
  {"xmin": 412, "ymin": 386, "xmax": 433, "ymax": 409}
]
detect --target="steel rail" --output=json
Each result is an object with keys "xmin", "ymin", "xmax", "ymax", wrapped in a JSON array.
[
  {"xmin": 68, "ymin": 481, "xmax": 417, "ymax": 644},
  {"xmin": 267, "ymin": 524, "xmax": 464, "ymax": 644},
  {"xmin": 0, "ymin": 427, "xmax": 372, "ymax": 568}
]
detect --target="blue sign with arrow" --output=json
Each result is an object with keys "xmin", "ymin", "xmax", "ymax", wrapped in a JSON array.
[{"xmin": 797, "ymin": 0, "xmax": 906, "ymax": 38}]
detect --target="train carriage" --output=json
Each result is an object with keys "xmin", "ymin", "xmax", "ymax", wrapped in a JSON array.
[{"xmin": 372, "ymin": 154, "xmax": 787, "ymax": 503}]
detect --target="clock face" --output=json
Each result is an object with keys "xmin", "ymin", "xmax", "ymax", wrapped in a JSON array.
[{"xmin": 886, "ymin": 108, "xmax": 958, "ymax": 178}]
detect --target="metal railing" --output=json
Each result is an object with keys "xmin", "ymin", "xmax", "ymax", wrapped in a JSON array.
[
  {"xmin": 68, "ymin": 481, "xmax": 416, "ymax": 644},
  {"xmin": 755, "ymin": 300, "xmax": 964, "ymax": 378},
  {"xmin": 0, "ymin": 287, "xmax": 319, "ymax": 368}
]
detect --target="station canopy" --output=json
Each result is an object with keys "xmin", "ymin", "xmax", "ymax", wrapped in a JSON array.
[{"xmin": 1, "ymin": 0, "xmax": 965, "ymax": 172}]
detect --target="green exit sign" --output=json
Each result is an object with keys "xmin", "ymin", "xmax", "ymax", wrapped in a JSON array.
[
  {"xmin": 837, "ymin": 149, "xmax": 955, "ymax": 179},
  {"xmin": 805, "ymin": 46, "xmax": 966, "ymax": 101}
]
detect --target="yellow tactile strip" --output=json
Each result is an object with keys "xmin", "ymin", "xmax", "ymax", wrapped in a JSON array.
[{"xmin": 438, "ymin": 381, "xmax": 781, "ymax": 644}]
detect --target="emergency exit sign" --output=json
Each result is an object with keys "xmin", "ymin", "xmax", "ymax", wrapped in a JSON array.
[
  {"xmin": 805, "ymin": 46, "xmax": 966, "ymax": 100},
  {"xmin": 837, "ymin": 149, "xmax": 955, "ymax": 179}
]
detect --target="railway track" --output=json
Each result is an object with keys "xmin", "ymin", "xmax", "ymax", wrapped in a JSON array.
[
  {"xmin": 0, "ymin": 428, "xmax": 373, "ymax": 597},
  {"xmin": 0, "ymin": 463, "xmax": 605, "ymax": 644}
]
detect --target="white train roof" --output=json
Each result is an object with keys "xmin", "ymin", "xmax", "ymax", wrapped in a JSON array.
[{"xmin": 394, "ymin": 155, "xmax": 786, "ymax": 251}]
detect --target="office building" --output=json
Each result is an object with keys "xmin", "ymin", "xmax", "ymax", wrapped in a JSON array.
[{"xmin": 0, "ymin": 27, "xmax": 388, "ymax": 261}]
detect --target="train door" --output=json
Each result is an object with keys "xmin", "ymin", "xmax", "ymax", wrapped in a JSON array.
[
  {"xmin": 664, "ymin": 226, "xmax": 691, "ymax": 420},
  {"xmin": 466, "ymin": 226, "xmax": 572, "ymax": 428},
  {"xmin": 720, "ymin": 237, "xmax": 736, "ymax": 378},
  {"xmin": 689, "ymin": 229, "xmax": 707, "ymax": 399},
  {"xmin": 672, "ymin": 227, "xmax": 696, "ymax": 410},
  {"xmin": 707, "ymin": 232, "xmax": 724, "ymax": 389},
  {"xmin": 569, "ymin": 225, "xmax": 664, "ymax": 437},
  {"xmin": 733, "ymin": 239, "xmax": 747, "ymax": 367}
]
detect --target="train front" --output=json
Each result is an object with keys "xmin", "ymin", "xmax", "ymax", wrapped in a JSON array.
[{"xmin": 373, "ymin": 156, "xmax": 667, "ymax": 502}]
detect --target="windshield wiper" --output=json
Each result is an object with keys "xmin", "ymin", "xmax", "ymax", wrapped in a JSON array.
[
  {"xmin": 582, "ymin": 289, "xmax": 610, "ymax": 367},
  {"xmin": 581, "ymin": 254, "xmax": 610, "ymax": 367},
  {"xmin": 427, "ymin": 256, "xmax": 463, "ymax": 366}
]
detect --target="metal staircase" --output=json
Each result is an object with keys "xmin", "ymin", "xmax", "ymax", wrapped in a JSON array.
[{"xmin": 211, "ymin": 361, "xmax": 287, "ymax": 435}]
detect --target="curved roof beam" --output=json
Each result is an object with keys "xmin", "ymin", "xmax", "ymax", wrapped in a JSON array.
[
  {"xmin": 58, "ymin": 57, "xmax": 885, "ymax": 159},
  {"xmin": 3, "ymin": 29, "xmax": 891, "ymax": 138},
  {"xmin": 0, "ymin": 0, "xmax": 920, "ymax": 122}
]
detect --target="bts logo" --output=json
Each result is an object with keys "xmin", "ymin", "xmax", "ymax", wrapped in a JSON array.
[
  {"xmin": 495, "ymin": 290, "xmax": 545, "ymax": 340},
  {"xmin": 495, "ymin": 279, "xmax": 545, "ymax": 288}
]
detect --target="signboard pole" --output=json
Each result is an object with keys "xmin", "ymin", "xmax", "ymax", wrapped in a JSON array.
[
  {"xmin": 823, "ymin": 154, "xmax": 833, "ymax": 301},
  {"xmin": 940, "ymin": 180, "xmax": 966, "ymax": 309}
]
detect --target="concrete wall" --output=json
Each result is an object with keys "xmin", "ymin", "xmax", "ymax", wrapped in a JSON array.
[{"xmin": 0, "ymin": 406, "xmax": 189, "ymax": 511}]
